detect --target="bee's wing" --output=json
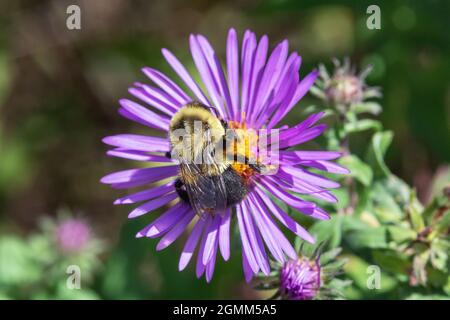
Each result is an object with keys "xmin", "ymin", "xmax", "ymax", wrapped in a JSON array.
[
  {"xmin": 203, "ymin": 149, "xmax": 228, "ymax": 212},
  {"xmin": 181, "ymin": 162, "xmax": 227, "ymax": 215},
  {"xmin": 180, "ymin": 163, "xmax": 211, "ymax": 215},
  {"xmin": 179, "ymin": 127, "xmax": 228, "ymax": 215}
]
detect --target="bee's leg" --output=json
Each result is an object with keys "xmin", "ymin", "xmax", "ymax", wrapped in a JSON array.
[
  {"xmin": 248, "ymin": 163, "xmax": 262, "ymax": 173},
  {"xmin": 175, "ymin": 178, "xmax": 189, "ymax": 203},
  {"xmin": 165, "ymin": 151, "xmax": 172, "ymax": 159},
  {"xmin": 220, "ymin": 119, "xmax": 228, "ymax": 129}
]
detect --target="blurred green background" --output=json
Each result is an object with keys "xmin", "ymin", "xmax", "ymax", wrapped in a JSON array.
[{"xmin": 0, "ymin": 0, "xmax": 449, "ymax": 299}]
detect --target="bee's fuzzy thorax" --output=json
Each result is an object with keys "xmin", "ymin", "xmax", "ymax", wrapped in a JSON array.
[
  {"xmin": 169, "ymin": 102, "xmax": 226, "ymax": 165},
  {"xmin": 169, "ymin": 102, "xmax": 224, "ymax": 135}
]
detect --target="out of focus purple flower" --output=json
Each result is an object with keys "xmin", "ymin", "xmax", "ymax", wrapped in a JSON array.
[
  {"xmin": 315, "ymin": 58, "xmax": 381, "ymax": 108},
  {"xmin": 280, "ymin": 258, "xmax": 321, "ymax": 300},
  {"xmin": 101, "ymin": 28, "xmax": 348, "ymax": 282},
  {"xmin": 55, "ymin": 219, "xmax": 91, "ymax": 253}
]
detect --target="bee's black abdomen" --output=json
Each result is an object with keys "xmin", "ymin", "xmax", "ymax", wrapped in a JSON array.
[
  {"xmin": 175, "ymin": 167, "xmax": 248, "ymax": 210},
  {"xmin": 175, "ymin": 178, "xmax": 189, "ymax": 203},
  {"xmin": 223, "ymin": 167, "xmax": 248, "ymax": 207}
]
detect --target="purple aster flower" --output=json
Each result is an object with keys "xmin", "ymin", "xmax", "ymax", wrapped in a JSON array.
[
  {"xmin": 254, "ymin": 244, "xmax": 348, "ymax": 300},
  {"xmin": 55, "ymin": 218, "xmax": 91, "ymax": 253},
  {"xmin": 279, "ymin": 258, "xmax": 321, "ymax": 300},
  {"xmin": 101, "ymin": 28, "xmax": 348, "ymax": 282}
]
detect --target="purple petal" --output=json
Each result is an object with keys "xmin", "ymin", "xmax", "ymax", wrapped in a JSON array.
[
  {"xmin": 205, "ymin": 234, "xmax": 219, "ymax": 282},
  {"xmin": 136, "ymin": 201, "xmax": 187, "ymax": 238},
  {"xmin": 250, "ymin": 39, "xmax": 288, "ymax": 123},
  {"xmin": 142, "ymin": 67, "xmax": 191, "ymax": 105},
  {"xmin": 226, "ymin": 28, "xmax": 239, "ymax": 120},
  {"xmin": 248, "ymin": 193, "xmax": 297, "ymax": 260},
  {"xmin": 118, "ymin": 107, "xmax": 166, "ymax": 132},
  {"xmin": 277, "ymin": 52, "xmax": 300, "ymax": 87},
  {"xmin": 256, "ymin": 53, "xmax": 299, "ymax": 127},
  {"xmin": 196, "ymin": 34, "xmax": 232, "ymax": 119},
  {"xmin": 282, "ymin": 166, "xmax": 340, "ymax": 188},
  {"xmin": 279, "ymin": 124, "xmax": 327, "ymax": 149},
  {"xmin": 240, "ymin": 200, "xmax": 270, "ymax": 275},
  {"xmin": 196, "ymin": 216, "xmax": 211, "ymax": 278},
  {"xmin": 266, "ymin": 177, "xmax": 332, "ymax": 218},
  {"xmin": 114, "ymin": 180, "xmax": 175, "ymax": 205},
  {"xmin": 189, "ymin": 35, "xmax": 226, "ymax": 118},
  {"xmin": 276, "ymin": 112, "xmax": 324, "ymax": 141},
  {"xmin": 236, "ymin": 205, "xmax": 259, "ymax": 274},
  {"xmin": 274, "ymin": 169, "xmax": 338, "ymax": 203},
  {"xmin": 136, "ymin": 83, "xmax": 181, "ymax": 112},
  {"xmin": 118, "ymin": 99, "xmax": 169, "ymax": 131},
  {"xmin": 100, "ymin": 165, "xmax": 178, "ymax": 189},
  {"xmin": 156, "ymin": 210, "xmax": 195, "ymax": 250},
  {"xmin": 240, "ymin": 31, "xmax": 257, "ymax": 121},
  {"xmin": 258, "ymin": 180, "xmax": 317, "ymax": 215},
  {"xmin": 242, "ymin": 249, "xmax": 254, "ymax": 283},
  {"xmin": 244, "ymin": 196, "xmax": 285, "ymax": 263},
  {"xmin": 287, "ymin": 70, "xmax": 319, "ymax": 112},
  {"xmin": 246, "ymin": 35, "xmax": 268, "ymax": 117},
  {"xmin": 253, "ymin": 187, "xmax": 315, "ymax": 243},
  {"xmin": 102, "ymin": 134, "xmax": 169, "ymax": 153},
  {"xmin": 128, "ymin": 192, "xmax": 178, "ymax": 218},
  {"xmin": 265, "ymin": 66, "xmax": 299, "ymax": 128},
  {"xmin": 161, "ymin": 48, "xmax": 210, "ymax": 106},
  {"xmin": 128, "ymin": 85, "xmax": 177, "ymax": 116},
  {"xmin": 312, "ymin": 206, "xmax": 330, "ymax": 221},
  {"xmin": 267, "ymin": 70, "xmax": 318, "ymax": 129},
  {"xmin": 179, "ymin": 217, "xmax": 206, "ymax": 271},
  {"xmin": 202, "ymin": 214, "xmax": 221, "ymax": 265},
  {"xmin": 107, "ymin": 149, "xmax": 173, "ymax": 162},
  {"xmin": 280, "ymin": 150, "xmax": 342, "ymax": 163},
  {"xmin": 218, "ymin": 209, "xmax": 231, "ymax": 261},
  {"xmin": 299, "ymin": 160, "xmax": 350, "ymax": 174}
]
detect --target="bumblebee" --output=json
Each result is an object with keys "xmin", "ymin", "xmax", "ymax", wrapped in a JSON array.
[{"xmin": 168, "ymin": 101, "xmax": 260, "ymax": 215}]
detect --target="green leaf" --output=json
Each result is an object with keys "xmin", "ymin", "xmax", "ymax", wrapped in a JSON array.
[
  {"xmin": 387, "ymin": 226, "xmax": 417, "ymax": 243},
  {"xmin": 370, "ymin": 182, "xmax": 404, "ymax": 222},
  {"xmin": 308, "ymin": 214, "xmax": 343, "ymax": 249},
  {"xmin": 339, "ymin": 155, "xmax": 373, "ymax": 186},
  {"xmin": 345, "ymin": 226, "xmax": 389, "ymax": 249},
  {"xmin": 408, "ymin": 195, "xmax": 425, "ymax": 232},
  {"xmin": 344, "ymin": 254, "xmax": 397, "ymax": 293},
  {"xmin": 372, "ymin": 249, "xmax": 410, "ymax": 275},
  {"xmin": 354, "ymin": 184, "xmax": 372, "ymax": 216},
  {"xmin": 351, "ymin": 102, "xmax": 382, "ymax": 115},
  {"xmin": 382, "ymin": 175, "xmax": 412, "ymax": 209},
  {"xmin": 365, "ymin": 131, "xmax": 393, "ymax": 178},
  {"xmin": 341, "ymin": 215, "xmax": 370, "ymax": 231},
  {"xmin": 320, "ymin": 247, "xmax": 343, "ymax": 265},
  {"xmin": 0, "ymin": 236, "xmax": 42, "ymax": 286},
  {"xmin": 309, "ymin": 85, "xmax": 326, "ymax": 100},
  {"xmin": 344, "ymin": 119, "xmax": 382, "ymax": 134},
  {"xmin": 412, "ymin": 250, "xmax": 430, "ymax": 285},
  {"xmin": 436, "ymin": 211, "xmax": 450, "ymax": 233}
]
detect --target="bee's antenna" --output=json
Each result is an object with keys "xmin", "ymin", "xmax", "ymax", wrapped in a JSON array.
[
  {"xmin": 206, "ymin": 105, "xmax": 220, "ymax": 118},
  {"xmin": 190, "ymin": 100, "xmax": 220, "ymax": 118}
]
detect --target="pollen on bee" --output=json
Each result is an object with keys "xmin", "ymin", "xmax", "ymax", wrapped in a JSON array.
[
  {"xmin": 231, "ymin": 162, "xmax": 255, "ymax": 181},
  {"xmin": 227, "ymin": 119, "xmax": 260, "ymax": 181}
]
